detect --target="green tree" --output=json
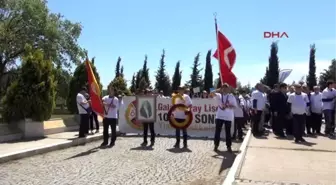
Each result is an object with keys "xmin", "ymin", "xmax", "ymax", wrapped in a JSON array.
[
  {"xmin": 187, "ymin": 53, "xmax": 203, "ymax": 89},
  {"xmin": 120, "ymin": 66, "xmax": 124, "ymax": 77},
  {"xmin": 129, "ymin": 73, "xmax": 136, "ymax": 93},
  {"xmin": 1, "ymin": 48, "xmax": 56, "ymax": 122},
  {"xmin": 260, "ymin": 67, "xmax": 269, "ymax": 84},
  {"xmin": 319, "ymin": 59, "xmax": 336, "ymax": 90},
  {"xmin": 306, "ymin": 44, "xmax": 317, "ymax": 90},
  {"xmin": 266, "ymin": 42, "xmax": 280, "ymax": 87},
  {"xmin": 171, "ymin": 61, "xmax": 182, "ymax": 91},
  {"xmin": 135, "ymin": 69, "xmax": 142, "ymax": 90},
  {"xmin": 0, "ymin": 0, "xmax": 85, "ymax": 83},
  {"xmin": 203, "ymin": 50, "xmax": 213, "ymax": 92},
  {"xmin": 154, "ymin": 50, "xmax": 171, "ymax": 96},
  {"xmin": 141, "ymin": 55, "xmax": 151, "ymax": 88},
  {"xmin": 108, "ymin": 76, "xmax": 131, "ymax": 96},
  {"xmin": 66, "ymin": 57, "xmax": 102, "ymax": 114},
  {"xmin": 53, "ymin": 66, "xmax": 71, "ymax": 107},
  {"xmin": 115, "ymin": 57, "xmax": 121, "ymax": 78}
]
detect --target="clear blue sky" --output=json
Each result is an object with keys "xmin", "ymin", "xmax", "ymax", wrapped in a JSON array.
[{"xmin": 48, "ymin": 0, "xmax": 336, "ymax": 89}]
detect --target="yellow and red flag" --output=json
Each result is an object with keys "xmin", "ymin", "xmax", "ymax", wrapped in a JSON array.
[{"xmin": 85, "ymin": 59, "xmax": 105, "ymax": 117}]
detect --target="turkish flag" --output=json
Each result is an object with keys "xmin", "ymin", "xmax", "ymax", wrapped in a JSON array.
[
  {"xmin": 85, "ymin": 59, "xmax": 105, "ymax": 117},
  {"xmin": 213, "ymin": 22, "xmax": 237, "ymax": 88}
]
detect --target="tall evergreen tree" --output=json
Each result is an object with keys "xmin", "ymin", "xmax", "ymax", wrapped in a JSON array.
[
  {"xmin": 154, "ymin": 50, "xmax": 171, "ymax": 96},
  {"xmin": 187, "ymin": 53, "xmax": 203, "ymax": 88},
  {"xmin": 264, "ymin": 42, "xmax": 279, "ymax": 87},
  {"xmin": 141, "ymin": 55, "xmax": 150, "ymax": 88},
  {"xmin": 260, "ymin": 67, "xmax": 269, "ymax": 84},
  {"xmin": 171, "ymin": 61, "xmax": 182, "ymax": 91},
  {"xmin": 120, "ymin": 66, "xmax": 124, "ymax": 77},
  {"xmin": 130, "ymin": 73, "xmax": 136, "ymax": 93},
  {"xmin": 319, "ymin": 59, "xmax": 336, "ymax": 90},
  {"xmin": 306, "ymin": 44, "xmax": 317, "ymax": 90},
  {"xmin": 115, "ymin": 57, "xmax": 121, "ymax": 78},
  {"xmin": 203, "ymin": 50, "xmax": 213, "ymax": 92},
  {"xmin": 135, "ymin": 69, "xmax": 142, "ymax": 90}
]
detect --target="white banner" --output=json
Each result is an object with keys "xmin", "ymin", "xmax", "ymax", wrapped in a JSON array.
[
  {"xmin": 119, "ymin": 96, "xmax": 234, "ymax": 138},
  {"xmin": 279, "ymin": 69, "xmax": 293, "ymax": 83}
]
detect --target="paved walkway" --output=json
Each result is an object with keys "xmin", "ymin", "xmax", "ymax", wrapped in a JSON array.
[
  {"xmin": 234, "ymin": 133, "xmax": 336, "ymax": 185},
  {"xmin": 0, "ymin": 134, "xmax": 241, "ymax": 185}
]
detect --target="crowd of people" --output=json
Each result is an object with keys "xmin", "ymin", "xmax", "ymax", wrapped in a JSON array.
[{"xmin": 75, "ymin": 80, "xmax": 336, "ymax": 152}]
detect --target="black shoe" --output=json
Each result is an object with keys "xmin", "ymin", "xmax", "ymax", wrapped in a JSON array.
[
  {"xmin": 227, "ymin": 147, "xmax": 232, "ymax": 152},
  {"xmin": 174, "ymin": 143, "xmax": 180, "ymax": 148},
  {"xmin": 109, "ymin": 142, "xmax": 115, "ymax": 147},
  {"xmin": 100, "ymin": 142, "xmax": 108, "ymax": 147},
  {"xmin": 214, "ymin": 146, "xmax": 219, "ymax": 152},
  {"xmin": 183, "ymin": 143, "xmax": 188, "ymax": 148},
  {"xmin": 149, "ymin": 142, "xmax": 154, "ymax": 147},
  {"xmin": 295, "ymin": 139, "xmax": 300, "ymax": 143},
  {"xmin": 300, "ymin": 138, "xmax": 306, "ymax": 142},
  {"xmin": 141, "ymin": 142, "xmax": 147, "ymax": 147}
]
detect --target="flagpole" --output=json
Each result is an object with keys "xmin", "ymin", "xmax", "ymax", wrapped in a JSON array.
[{"xmin": 214, "ymin": 13, "xmax": 223, "ymax": 86}]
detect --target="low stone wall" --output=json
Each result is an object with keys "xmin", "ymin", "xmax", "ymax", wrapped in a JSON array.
[{"xmin": 0, "ymin": 115, "xmax": 103, "ymax": 143}]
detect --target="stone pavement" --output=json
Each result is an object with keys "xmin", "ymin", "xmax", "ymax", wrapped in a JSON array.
[
  {"xmin": 234, "ymin": 133, "xmax": 336, "ymax": 185},
  {"xmin": 0, "ymin": 137, "xmax": 241, "ymax": 185}
]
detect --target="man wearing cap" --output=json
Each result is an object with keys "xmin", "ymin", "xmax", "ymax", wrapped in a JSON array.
[
  {"xmin": 76, "ymin": 87, "xmax": 91, "ymax": 138},
  {"xmin": 213, "ymin": 83, "xmax": 237, "ymax": 152},
  {"xmin": 172, "ymin": 86, "xmax": 192, "ymax": 148}
]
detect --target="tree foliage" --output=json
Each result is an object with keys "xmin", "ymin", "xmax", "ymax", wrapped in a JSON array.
[
  {"xmin": 108, "ymin": 76, "xmax": 131, "ymax": 96},
  {"xmin": 135, "ymin": 69, "xmax": 142, "ymax": 90},
  {"xmin": 319, "ymin": 59, "xmax": 336, "ymax": 90},
  {"xmin": 203, "ymin": 50, "xmax": 213, "ymax": 92},
  {"xmin": 141, "ymin": 55, "xmax": 151, "ymax": 88},
  {"xmin": 129, "ymin": 73, "xmax": 136, "ymax": 93},
  {"xmin": 115, "ymin": 57, "xmax": 121, "ymax": 78},
  {"xmin": 1, "ymin": 48, "xmax": 56, "ymax": 122},
  {"xmin": 66, "ymin": 58, "xmax": 102, "ymax": 114},
  {"xmin": 53, "ymin": 66, "xmax": 71, "ymax": 104},
  {"xmin": 171, "ymin": 61, "xmax": 182, "ymax": 91},
  {"xmin": 0, "ymin": 0, "xmax": 85, "ymax": 83},
  {"xmin": 154, "ymin": 50, "xmax": 171, "ymax": 96},
  {"xmin": 186, "ymin": 53, "xmax": 203, "ymax": 89},
  {"xmin": 261, "ymin": 42, "xmax": 279, "ymax": 87},
  {"xmin": 306, "ymin": 44, "xmax": 317, "ymax": 90}
]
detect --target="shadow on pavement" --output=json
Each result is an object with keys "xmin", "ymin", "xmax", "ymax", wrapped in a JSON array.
[
  {"xmin": 212, "ymin": 150, "xmax": 238, "ymax": 174},
  {"xmin": 275, "ymin": 135, "xmax": 294, "ymax": 140},
  {"xmin": 64, "ymin": 147, "xmax": 99, "ymax": 160},
  {"xmin": 166, "ymin": 147, "xmax": 192, "ymax": 153},
  {"xmin": 130, "ymin": 146, "xmax": 154, "ymax": 151},
  {"xmin": 294, "ymin": 141, "xmax": 316, "ymax": 147}
]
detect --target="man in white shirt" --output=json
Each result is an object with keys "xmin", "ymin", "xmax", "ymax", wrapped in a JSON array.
[
  {"xmin": 287, "ymin": 85, "xmax": 294, "ymax": 96},
  {"xmin": 233, "ymin": 92, "xmax": 245, "ymax": 141},
  {"xmin": 310, "ymin": 86, "xmax": 323, "ymax": 134},
  {"xmin": 251, "ymin": 83, "xmax": 267, "ymax": 137},
  {"xmin": 213, "ymin": 83, "xmax": 237, "ymax": 152},
  {"xmin": 322, "ymin": 81, "xmax": 336, "ymax": 136},
  {"xmin": 101, "ymin": 86, "xmax": 123, "ymax": 147},
  {"xmin": 173, "ymin": 86, "xmax": 192, "ymax": 148},
  {"xmin": 76, "ymin": 87, "xmax": 91, "ymax": 138},
  {"xmin": 287, "ymin": 84, "xmax": 310, "ymax": 143}
]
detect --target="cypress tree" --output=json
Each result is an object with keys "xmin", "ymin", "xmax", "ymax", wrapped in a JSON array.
[
  {"xmin": 265, "ymin": 42, "xmax": 279, "ymax": 87},
  {"xmin": 203, "ymin": 50, "xmax": 213, "ymax": 92},
  {"xmin": 115, "ymin": 57, "xmax": 121, "ymax": 78},
  {"xmin": 306, "ymin": 44, "xmax": 317, "ymax": 90},
  {"xmin": 154, "ymin": 49, "xmax": 171, "ymax": 96},
  {"xmin": 187, "ymin": 53, "xmax": 203, "ymax": 88},
  {"xmin": 171, "ymin": 61, "xmax": 182, "ymax": 91}
]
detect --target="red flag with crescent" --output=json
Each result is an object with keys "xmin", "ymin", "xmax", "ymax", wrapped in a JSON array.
[
  {"xmin": 213, "ymin": 18, "xmax": 237, "ymax": 88},
  {"xmin": 85, "ymin": 59, "xmax": 105, "ymax": 117}
]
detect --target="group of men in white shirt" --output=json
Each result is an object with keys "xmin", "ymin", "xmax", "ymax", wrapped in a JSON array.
[{"xmin": 251, "ymin": 80, "xmax": 336, "ymax": 143}]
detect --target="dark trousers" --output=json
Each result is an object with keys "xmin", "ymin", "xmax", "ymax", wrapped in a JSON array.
[
  {"xmin": 274, "ymin": 113, "xmax": 286, "ymax": 136},
  {"xmin": 306, "ymin": 115, "xmax": 313, "ymax": 133},
  {"xmin": 143, "ymin": 122, "xmax": 155, "ymax": 143},
  {"xmin": 79, "ymin": 114, "xmax": 89, "ymax": 137},
  {"xmin": 214, "ymin": 119, "xmax": 232, "ymax": 148},
  {"xmin": 252, "ymin": 111, "xmax": 263, "ymax": 135},
  {"xmin": 293, "ymin": 114, "xmax": 305, "ymax": 140},
  {"xmin": 175, "ymin": 119, "xmax": 188, "ymax": 144},
  {"xmin": 103, "ymin": 118, "xmax": 117, "ymax": 144},
  {"xmin": 89, "ymin": 112, "xmax": 99, "ymax": 131},
  {"xmin": 285, "ymin": 117, "xmax": 293, "ymax": 135},
  {"xmin": 311, "ymin": 112, "xmax": 322, "ymax": 133},
  {"xmin": 264, "ymin": 112, "xmax": 271, "ymax": 125},
  {"xmin": 323, "ymin": 110, "xmax": 335, "ymax": 134},
  {"xmin": 233, "ymin": 117, "xmax": 244, "ymax": 139}
]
